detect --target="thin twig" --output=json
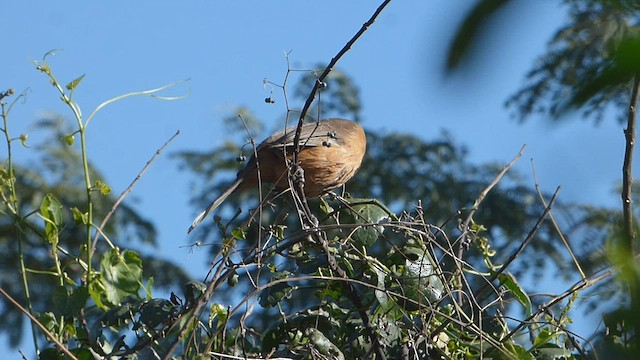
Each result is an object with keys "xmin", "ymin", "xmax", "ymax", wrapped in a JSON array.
[
  {"xmin": 484, "ymin": 187, "xmax": 560, "ymax": 292},
  {"xmin": 292, "ymin": 0, "xmax": 393, "ymax": 161},
  {"xmin": 461, "ymin": 144, "xmax": 526, "ymax": 243},
  {"xmin": 502, "ymin": 266, "xmax": 613, "ymax": 341},
  {"xmin": 622, "ymin": 75, "xmax": 639, "ymax": 252},
  {"xmin": 455, "ymin": 145, "xmax": 525, "ymax": 302},
  {"xmin": 91, "ymin": 130, "xmax": 180, "ymax": 254},
  {"xmin": 0, "ymin": 288, "xmax": 78, "ymax": 360},
  {"xmin": 430, "ymin": 187, "xmax": 560, "ymax": 341},
  {"xmin": 531, "ymin": 159, "xmax": 586, "ymax": 279},
  {"xmin": 622, "ymin": 74, "xmax": 640, "ymax": 353}
]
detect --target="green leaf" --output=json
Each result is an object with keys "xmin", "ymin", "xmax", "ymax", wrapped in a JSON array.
[
  {"xmin": 99, "ymin": 249, "xmax": 143, "ymax": 306},
  {"xmin": 39, "ymin": 347, "xmax": 65, "ymax": 360},
  {"xmin": 145, "ymin": 277, "xmax": 154, "ymax": 300},
  {"xmin": 511, "ymin": 343, "xmax": 535, "ymax": 360},
  {"xmin": 319, "ymin": 197, "xmax": 334, "ymax": 214},
  {"xmin": 533, "ymin": 328, "xmax": 554, "ymax": 347},
  {"xmin": 227, "ymin": 272, "xmax": 239, "ymax": 287},
  {"xmin": 535, "ymin": 345, "xmax": 572, "ymax": 358},
  {"xmin": 52, "ymin": 286, "xmax": 89, "ymax": 317},
  {"xmin": 71, "ymin": 207, "xmax": 88, "ymax": 225},
  {"xmin": 209, "ymin": 303, "xmax": 228, "ymax": 329},
  {"xmin": 306, "ymin": 328, "xmax": 345, "ymax": 360},
  {"xmin": 184, "ymin": 281, "xmax": 206, "ymax": 305},
  {"xmin": 139, "ymin": 298, "xmax": 178, "ymax": 329},
  {"xmin": 231, "ymin": 227, "xmax": 246, "ymax": 240},
  {"xmin": 37, "ymin": 312, "xmax": 58, "ymax": 334},
  {"xmin": 570, "ymin": 34, "xmax": 640, "ymax": 109},
  {"xmin": 65, "ymin": 74, "xmax": 85, "ymax": 91},
  {"xmin": 398, "ymin": 247, "xmax": 444, "ymax": 311},
  {"xmin": 40, "ymin": 194, "xmax": 64, "ymax": 245},
  {"xmin": 259, "ymin": 272, "xmax": 293, "ymax": 308},
  {"xmin": 498, "ymin": 272, "xmax": 532, "ymax": 317},
  {"xmin": 87, "ymin": 276, "xmax": 107, "ymax": 310},
  {"xmin": 342, "ymin": 198, "xmax": 389, "ymax": 247}
]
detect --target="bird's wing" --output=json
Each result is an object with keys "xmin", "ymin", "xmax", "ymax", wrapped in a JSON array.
[{"xmin": 259, "ymin": 120, "xmax": 341, "ymax": 151}]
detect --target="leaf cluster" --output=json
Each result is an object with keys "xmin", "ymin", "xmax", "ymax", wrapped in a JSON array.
[{"xmin": 0, "ymin": 62, "xmax": 191, "ymax": 357}]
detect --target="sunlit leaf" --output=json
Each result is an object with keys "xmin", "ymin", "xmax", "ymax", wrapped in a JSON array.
[
  {"xmin": 94, "ymin": 180, "xmax": 111, "ymax": 195},
  {"xmin": 398, "ymin": 247, "xmax": 444, "ymax": 311},
  {"xmin": 71, "ymin": 207, "xmax": 88, "ymax": 225},
  {"xmin": 306, "ymin": 328, "xmax": 345, "ymax": 360},
  {"xmin": 231, "ymin": 227, "xmax": 246, "ymax": 240},
  {"xmin": 66, "ymin": 74, "xmax": 85, "ymax": 91},
  {"xmin": 40, "ymin": 193, "xmax": 63, "ymax": 245},
  {"xmin": 498, "ymin": 272, "xmax": 532, "ymax": 317},
  {"xmin": 100, "ymin": 249, "xmax": 143, "ymax": 305}
]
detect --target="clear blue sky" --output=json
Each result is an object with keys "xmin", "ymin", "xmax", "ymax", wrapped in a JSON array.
[{"xmin": 1, "ymin": 1, "xmax": 629, "ymax": 356}]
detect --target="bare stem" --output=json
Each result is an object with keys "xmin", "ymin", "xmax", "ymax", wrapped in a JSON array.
[{"xmin": 622, "ymin": 76, "xmax": 639, "ymax": 253}]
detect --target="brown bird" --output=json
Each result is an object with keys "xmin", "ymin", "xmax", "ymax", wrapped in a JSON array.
[{"xmin": 188, "ymin": 118, "xmax": 366, "ymax": 233}]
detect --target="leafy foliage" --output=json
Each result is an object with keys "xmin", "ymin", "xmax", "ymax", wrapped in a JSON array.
[
  {"xmin": 2, "ymin": 1, "xmax": 639, "ymax": 356},
  {"xmin": 0, "ymin": 62, "xmax": 191, "ymax": 355},
  {"xmin": 448, "ymin": 0, "xmax": 640, "ymax": 356},
  {"xmin": 172, "ymin": 63, "xmax": 629, "ymax": 357}
]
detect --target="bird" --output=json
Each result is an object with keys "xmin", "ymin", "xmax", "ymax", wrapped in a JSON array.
[{"xmin": 188, "ymin": 118, "xmax": 366, "ymax": 233}]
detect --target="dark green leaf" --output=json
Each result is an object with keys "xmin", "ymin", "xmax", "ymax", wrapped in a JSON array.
[
  {"xmin": 184, "ymin": 281, "xmax": 206, "ymax": 305},
  {"xmin": 52, "ymin": 286, "xmax": 89, "ymax": 317},
  {"xmin": 38, "ymin": 347, "xmax": 65, "ymax": 360},
  {"xmin": 139, "ymin": 298, "xmax": 178, "ymax": 329},
  {"xmin": 37, "ymin": 312, "xmax": 58, "ymax": 334},
  {"xmin": 570, "ymin": 34, "xmax": 640, "ymax": 109},
  {"xmin": 342, "ymin": 198, "xmax": 389, "ymax": 247},
  {"xmin": 259, "ymin": 281, "xmax": 293, "ymax": 308},
  {"xmin": 446, "ymin": 0, "xmax": 510, "ymax": 70}
]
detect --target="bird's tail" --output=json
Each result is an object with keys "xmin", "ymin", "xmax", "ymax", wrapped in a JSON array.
[{"xmin": 188, "ymin": 177, "xmax": 244, "ymax": 233}]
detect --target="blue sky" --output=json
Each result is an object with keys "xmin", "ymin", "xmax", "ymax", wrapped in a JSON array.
[{"xmin": 1, "ymin": 1, "xmax": 629, "ymax": 355}]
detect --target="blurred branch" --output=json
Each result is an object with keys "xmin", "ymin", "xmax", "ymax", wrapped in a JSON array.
[
  {"xmin": 622, "ymin": 75, "xmax": 639, "ymax": 252},
  {"xmin": 446, "ymin": 0, "xmax": 509, "ymax": 71}
]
